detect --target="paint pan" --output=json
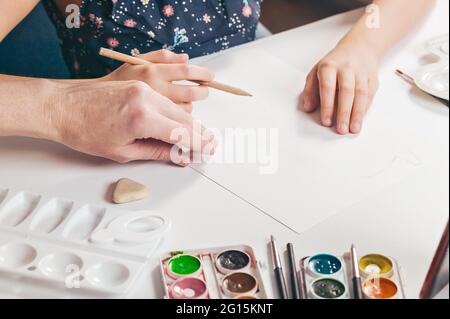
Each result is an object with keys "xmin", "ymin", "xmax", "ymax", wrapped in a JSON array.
[
  {"xmin": 359, "ymin": 254, "xmax": 393, "ymax": 278},
  {"xmin": 362, "ymin": 276, "xmax": 398, "ymax": 299},
  {"xmin": 169, "ymin": 277, "xmax": 208, "ymax": 299},
  {"xmin": 160, "ymin": 245, "xmax": 267, "ymax": 299},
  {"xmin": 307, "ymin": 253, "xmax": 343, "ymax": 277},
  {"xmin": 310, "ymin": 278, "xmax": 347, "ymax": 299},
  {"xmin": 167, "ymin": 254, "xmax": 202, "ymax": 278},
  {"xmin": 216, "ymin": 249, "xmax": 251, "ymax": 274},
  {"xmin": 299, "ymin": 250, "xmax": 405, "ymax": 299},
  {"xmin": 222, "ymin": 272, "xmax": 258, "ymax": 298}
]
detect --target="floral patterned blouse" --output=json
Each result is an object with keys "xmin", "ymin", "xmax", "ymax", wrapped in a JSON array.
[{"xmin": 44, "ymin": 0, "xmax": 263, "ymax": 78}]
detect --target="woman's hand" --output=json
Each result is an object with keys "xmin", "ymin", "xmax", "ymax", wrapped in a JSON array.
[
  {"xmin": 301, "ymin": 43, "xmax": 379, "ymax": 135},
  {"xmin": 103, "ymin": 50, "xmax": 214, "ymax": 112},
  {"xmin": 51, "ymin": 80, "xmax": 215, "ymax": 164}
]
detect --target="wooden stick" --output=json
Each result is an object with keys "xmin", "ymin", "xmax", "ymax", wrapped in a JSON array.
[{"xmin": 99, "ymin": 48, "xmax": 252, "ymax": 97}]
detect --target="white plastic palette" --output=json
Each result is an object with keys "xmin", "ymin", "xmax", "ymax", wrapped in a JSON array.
[
  {"xmin": 415, "ymin": 34, "xmax": 449, "ymax": 101},
  {"xmin": 0, "ymin": 187, "xmax": 170, "ymax": 297}
]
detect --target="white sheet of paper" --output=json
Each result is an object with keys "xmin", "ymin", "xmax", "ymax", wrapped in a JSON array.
[{"xmin": 191, "ymin": 48, "xmax": 448, "ymax": 234}]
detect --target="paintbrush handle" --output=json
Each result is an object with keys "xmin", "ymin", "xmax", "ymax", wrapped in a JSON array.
[
  {"xmin": 353, "ymin": 277, "xmax": 363, "ymax": 299},
  {"xmin": 274, "ymin": 267, "xmax": 289, "ymax": 299},
  {"xmin": 287, "ymin": 244, "xmax": 301, "ymax": 299},
  {"xmin": 99, "ymin": 48, "xmax": 251, "ymax": 97}
]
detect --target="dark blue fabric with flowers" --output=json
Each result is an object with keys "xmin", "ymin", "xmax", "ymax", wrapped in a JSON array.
[{"xmin": 44, "ymin": 0, "xmax": 263, "ymax": 78}]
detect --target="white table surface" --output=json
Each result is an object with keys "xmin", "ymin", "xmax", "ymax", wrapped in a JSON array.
[{"xmin": 0, "ymin": 1, "xmax": 448, "ymax": 299}]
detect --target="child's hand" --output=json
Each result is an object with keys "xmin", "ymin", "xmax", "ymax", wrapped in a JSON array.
[
  {"xmin": 103, "ymin": 50, "xmax": 214, "ymax": 112},
  {"xmin": 301, "ymin": 43, "xmax": 379, "ymax": 134}
]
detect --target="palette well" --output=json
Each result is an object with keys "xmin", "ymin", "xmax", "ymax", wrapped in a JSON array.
[
  {"xmin": 0, "ymin": 187, "xmax": 170, "ymax": 297},
  {"xmin": 160, "ymin": 245, "xmax": 267, "ymax": 299},
  {"xmin": 299, "ymin": 252, "xmax": 405, "ymax": 299},
  {"xmin": 415, "ymin": 35, "xmax": 449, "ymax": 101}
]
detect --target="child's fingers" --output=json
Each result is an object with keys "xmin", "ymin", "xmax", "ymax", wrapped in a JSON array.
[
  {"xmin": 350, "ymin": 77, "xmax": 370, "ymax": 134},
  {"xmin": 317, "ymin": 63, "xmax": 338, "ymax": 127},
  {"xmin": 163, "ymin": 84, "xmax": 210, "ymax": 103},
  {"xmin": 140, "ymin": 49, "xmax": 189, "ymax": 64},
  {"xmin": 177, "ymin": 102, "xmax": 194, "ymax": 114},
  {"xmin": 302, "ymin": 66, "xmax": 320, "ymax": 113},
  {"xmin": 159, "ymin": 64, "xmax": 215, "ymax": 82},
  {"xmin": 336, "ymin": 69, "xmax": 356, "ymax": 135},
  {"xmin": 368, "ymin": 77, "xmax": 379, "ymax": 105}
]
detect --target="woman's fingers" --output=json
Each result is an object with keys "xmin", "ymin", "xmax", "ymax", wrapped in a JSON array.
[
  {"xmin": 336, "ymin": 69, "xmax": 356, "ymax": 135},
  {"xmin": 158, "ymin": 64, "xmax": 215, "ymax": 82},
  {"xmin": 350, "ymin": 76, "xmax": 370, "ymax": 134},
  {"xmin": 130, "ymin": 83, "xmax": 211, "ymax": 144},
  {"xmin": 302, "ymin": 66, "xmax": 320, "ymax": 113},
  {"xmin": 155, "ymin": 97, "xmax": 205, "ymax": 135},
  {"xmin": 137, "ymin": 111, "xmax": 212, "ymax": 155},
  {"xmin": 124, "ymin": 83, "xmax": 213, "ymax": 154},
  {"xmin": 139, "ymin": 49, "xmax": 189, "ymax": 64},
  {"xmin": 122, "ymin": 139, "xmax": 189, "ymax": 166},
  {"xmin": 317, "ymin": 63, "xmax": 338, "ymax": 127}
]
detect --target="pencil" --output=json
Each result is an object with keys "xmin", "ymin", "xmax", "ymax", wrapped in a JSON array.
[
  {"xmin": 287, "ymin": 243, "xmax": 301, "ymax": 299},
  {"xmin": 99, "ymin": 47, "xmax": 252, "ymax": 97},
  {"xmin": 350, "ymin": 244, "xmax": 363, "ymax": 299},
  {"xmin": 270, "ymin": 235, "xmax": 289, "ymax": 299}
]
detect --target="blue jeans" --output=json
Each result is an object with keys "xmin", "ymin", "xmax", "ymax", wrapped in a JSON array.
[{"xmin": 0, "ymin": 3, "xmax": 70, "ymax": 79}]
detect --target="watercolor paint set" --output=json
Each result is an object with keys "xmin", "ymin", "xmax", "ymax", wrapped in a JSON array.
[
  {"xmin": 160, "ymin": 245, "xmax": 267, "ymax": 299},
  {"xmin": 298, "ymin": 252, "xmax": 405, "ymax": 299},
  {"xmin": 0, "ymin": 187, "xmax": 170, "ymax": 297}
]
